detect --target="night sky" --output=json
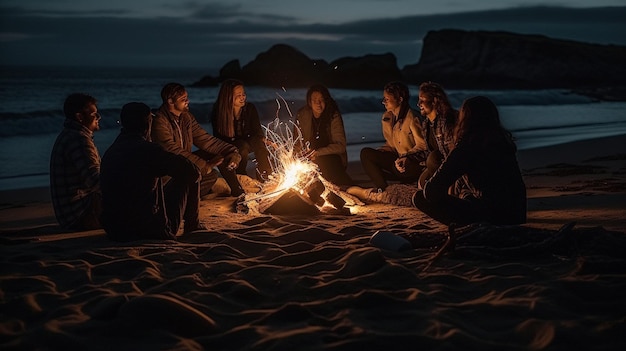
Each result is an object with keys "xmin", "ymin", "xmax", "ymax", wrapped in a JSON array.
[{"xmin": 1, "ymin": 0, "xmax": 625, "ymax": 71}]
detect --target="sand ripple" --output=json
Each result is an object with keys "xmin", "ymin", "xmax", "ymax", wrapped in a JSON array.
[{"xmin": 1, "ymin": 201, "xmax": 625, "ymax": 350}]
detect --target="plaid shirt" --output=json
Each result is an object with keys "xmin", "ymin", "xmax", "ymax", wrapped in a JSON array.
[
  {"xmin": 50, "ymin": 119, "xmax": 101, "ymax": 229},
  {"xmin": 420, "ymin": 111, "xmax": 457, "ymax": 159}
]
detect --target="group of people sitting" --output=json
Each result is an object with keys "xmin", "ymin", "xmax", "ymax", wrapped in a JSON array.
[
  {"xmin": 349, "ymin": 81, "xmax": 526, "ymax": 227},
  {"xmin": 49, "ymin": 79, "xmax": 526, "ymax": 241}
]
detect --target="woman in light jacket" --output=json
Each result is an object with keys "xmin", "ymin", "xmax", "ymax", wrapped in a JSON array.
[{"xmin": 359, "ymin": 81, "xmax": 427, "ymax": 191}]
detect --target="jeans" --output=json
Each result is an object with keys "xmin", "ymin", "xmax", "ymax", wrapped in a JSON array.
[
  {"xmin": 193, "ymin": 149, "xmax": 243, "ymax": 197},
  {"xmin": 315, "ymin": 154, "xmax": 353, "ymax": 186},
  {"xmin": 360, "ymin": 147, "xmax": 423, "ymax": 190}
]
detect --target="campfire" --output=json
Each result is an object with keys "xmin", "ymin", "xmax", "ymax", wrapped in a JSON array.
[{"xmin": 239, "ymin": 95, "xmax": 362, "ymax": 215}]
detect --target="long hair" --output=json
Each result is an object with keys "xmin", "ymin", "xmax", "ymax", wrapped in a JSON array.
[
  {"xmin": 419, "ymin": 81, "xmax": 457, "ymax": 128},
  {"xmin": 455, "ymin": 96, "xmax": 516, "ymax": 151},
  {"xmin": 383, "ymin": 81, "xmax": 410, "ymax": 123},
  {"xmin": 306, "ymin": 84, "xmax": 340, "ymax": 123},
  {"xmin": 213, "ymin": 79, "xmax": 244, "ymax": 138}
]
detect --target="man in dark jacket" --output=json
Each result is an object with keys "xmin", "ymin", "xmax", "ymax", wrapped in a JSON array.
[
  {"xmin": 151, "ymin": 83, "xmax": 243, "ymax": 232},
  {"xmin": 100, "ymin": 102, "xmax": 201, "ymax": 241}
]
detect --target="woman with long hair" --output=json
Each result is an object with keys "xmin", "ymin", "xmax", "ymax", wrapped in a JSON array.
[
  {"xmin": 412, "ymin": 96, "xmax": 527, "ymax": 225},
  {"xmin": 358, "ymin": 81, "xmax": 427, "ymax": 191},
  {"xmin": 295, "ymin": 84, "xmax": 352, "ymax": 185},
  {"xmin": 211, "ymin": 79, "xmax": 272, "ymax": 182},
  {"xmin": 416, "ymin": 81, "xmax": 458, "ymax": 188}
]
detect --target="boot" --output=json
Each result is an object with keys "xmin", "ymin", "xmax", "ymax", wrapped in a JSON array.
[
  {"xmin": 347, "ymin": 186, "xmax": 372, "ymax": 201},
  {"xmin": 349, "ymin": 186, "xmax": 387, "ymax": 202}
]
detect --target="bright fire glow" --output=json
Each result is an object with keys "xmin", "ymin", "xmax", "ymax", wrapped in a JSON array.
[
  {"xmin": 258, "ymin": 116, "xmax": 321, "ymax": 195},
  {"xmin": 280, "ymin": 160, "xmax": 316, "ymax": 191},
  {"xmin": 241, "ymin": 93, "xmax": 360, "ymax": 214},
  {"xmin": 243, "ymin": 94, "xmax": 322, "ymax": 206}
]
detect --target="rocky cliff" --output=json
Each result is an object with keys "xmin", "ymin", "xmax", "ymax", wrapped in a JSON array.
[
  {"xmin": 192, "ymin": 44, "xmax": 400, "ymax": 89},
  {"xmin": 403, "ymin": 29, "xmax": 626, "ymax": 89},
  {"xmin": 192, "ymin": 30, "xmax": 626, "ymax": 92}
]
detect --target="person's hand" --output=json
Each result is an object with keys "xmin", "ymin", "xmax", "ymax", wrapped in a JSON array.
[
  {"xmin": 224, "ymin": 152, "xmax": 241, "ymax": 171},
  {"xmin": 206, "ymin": 155, "xmax": 224, "ymax": 169},
  {"xmin": 306, "ymin": 150, "xmax": 318, "ymax": 161},
  {"xmin": 395, "ymin": 156, "xmax": 406, "ymax": 173}
]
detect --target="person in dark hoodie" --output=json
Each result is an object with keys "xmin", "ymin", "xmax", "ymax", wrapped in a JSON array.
[
  {"xmin": 100, "ymin": 102, "xmax": 201, "ymax": 241},
  {"xmin": 412, "ymin": 96, "xmax": 527, "ymax": 226}
]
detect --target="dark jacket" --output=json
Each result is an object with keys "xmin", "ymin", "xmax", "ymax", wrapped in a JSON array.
[
  {"xmin": 295, "ymin": 107, "xmax": 349, "ymax": 167},
  {"xmin": 151, "ymin": 106, "xmax": 238, "ymax": 174},
  {"xmin": 100, "ymin": 131, "xmax": 199, "ymax": 240},
  {"xmin": 424, "ymin": 138, "xmax": 527, "ymax": 225},
  {"xmin": 211, "ymin": 102, "xmax": 265, "ymax": 143}
]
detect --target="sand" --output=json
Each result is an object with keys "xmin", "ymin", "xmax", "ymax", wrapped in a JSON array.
[{"xmin": 1, "ymin": 134, "xmax": 625, "ymax": 350}]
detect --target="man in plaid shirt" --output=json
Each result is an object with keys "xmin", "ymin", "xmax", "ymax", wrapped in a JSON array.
[{"xmin": 50, "ymin": 93, "xmax": 102, "ymax": 231}]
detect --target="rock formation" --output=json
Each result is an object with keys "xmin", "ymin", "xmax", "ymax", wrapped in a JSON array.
[
  {"xmin": 191, "ymin": 44, "xmax": 401, "ymax": 89},
  {"xmin": 402, "ymin": 29, "xmax": 626, "ymax": 89},
  {"xmin": 192, "ymin": 30, "xmax": 626, "ymax": 95}
]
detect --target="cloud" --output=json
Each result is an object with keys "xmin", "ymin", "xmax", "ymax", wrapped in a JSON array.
[
  {"xmin": 0, "ymin": 32, "xmax": 34, "ymax": 42},
  {"xmin": 218, "ymin": 32, "xmax": 347, "ymax": 41},
  {"xmin": 164, "ymin": 1, "xmax": 301, "ymax": 25},
  {"xmin": 0, "ymin": 4, "xmax": 129, "ymax": 17},
  {"xmin": 0, "ymin": 5, "xmax": 624, "ymax": 69}
]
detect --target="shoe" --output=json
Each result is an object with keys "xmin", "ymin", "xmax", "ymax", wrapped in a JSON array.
[
  {"xmin": 347, "ymin": 186, "xmax": 386, "ymax": 203},
  {"xmin": 367, "ymin": 189, "xmax": 385, "ymax": 203},
  {"xmin": 233, "ymin": 193, "xmax": 248, "ymax": 213},
  {"xmin": 183, "ymin": 221, "xmax": 208, "ymax": 234},
  {"xmin": 237, "ymin": 174, "xmax": 261, "ymax": 193},
  {"xmin": 347, "ymin": 186, "xmax": 374, "ymax": 201},
  {"xmin": 211, "ymin": 178, "xmax": 231, "ymax": 197}
]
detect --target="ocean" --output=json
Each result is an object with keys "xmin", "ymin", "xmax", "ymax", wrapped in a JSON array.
[{"xmin": 1, "ymin": 65, "xmax": 625, "ymax": 191}]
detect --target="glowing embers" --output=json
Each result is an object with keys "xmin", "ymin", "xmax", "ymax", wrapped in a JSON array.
[{"xmin": 240, "ymin": 118, "xmax": 357, "ymax": 215}]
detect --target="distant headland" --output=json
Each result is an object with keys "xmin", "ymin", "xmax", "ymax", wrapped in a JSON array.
[{"xmin": 192, "ymin": 29, "xmax": 626, "ymax": 101}]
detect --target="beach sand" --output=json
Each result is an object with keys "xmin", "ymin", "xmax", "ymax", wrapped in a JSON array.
[{"xmin": 1, "ymin": 135, "xmax": 625, "ymax": 350}]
